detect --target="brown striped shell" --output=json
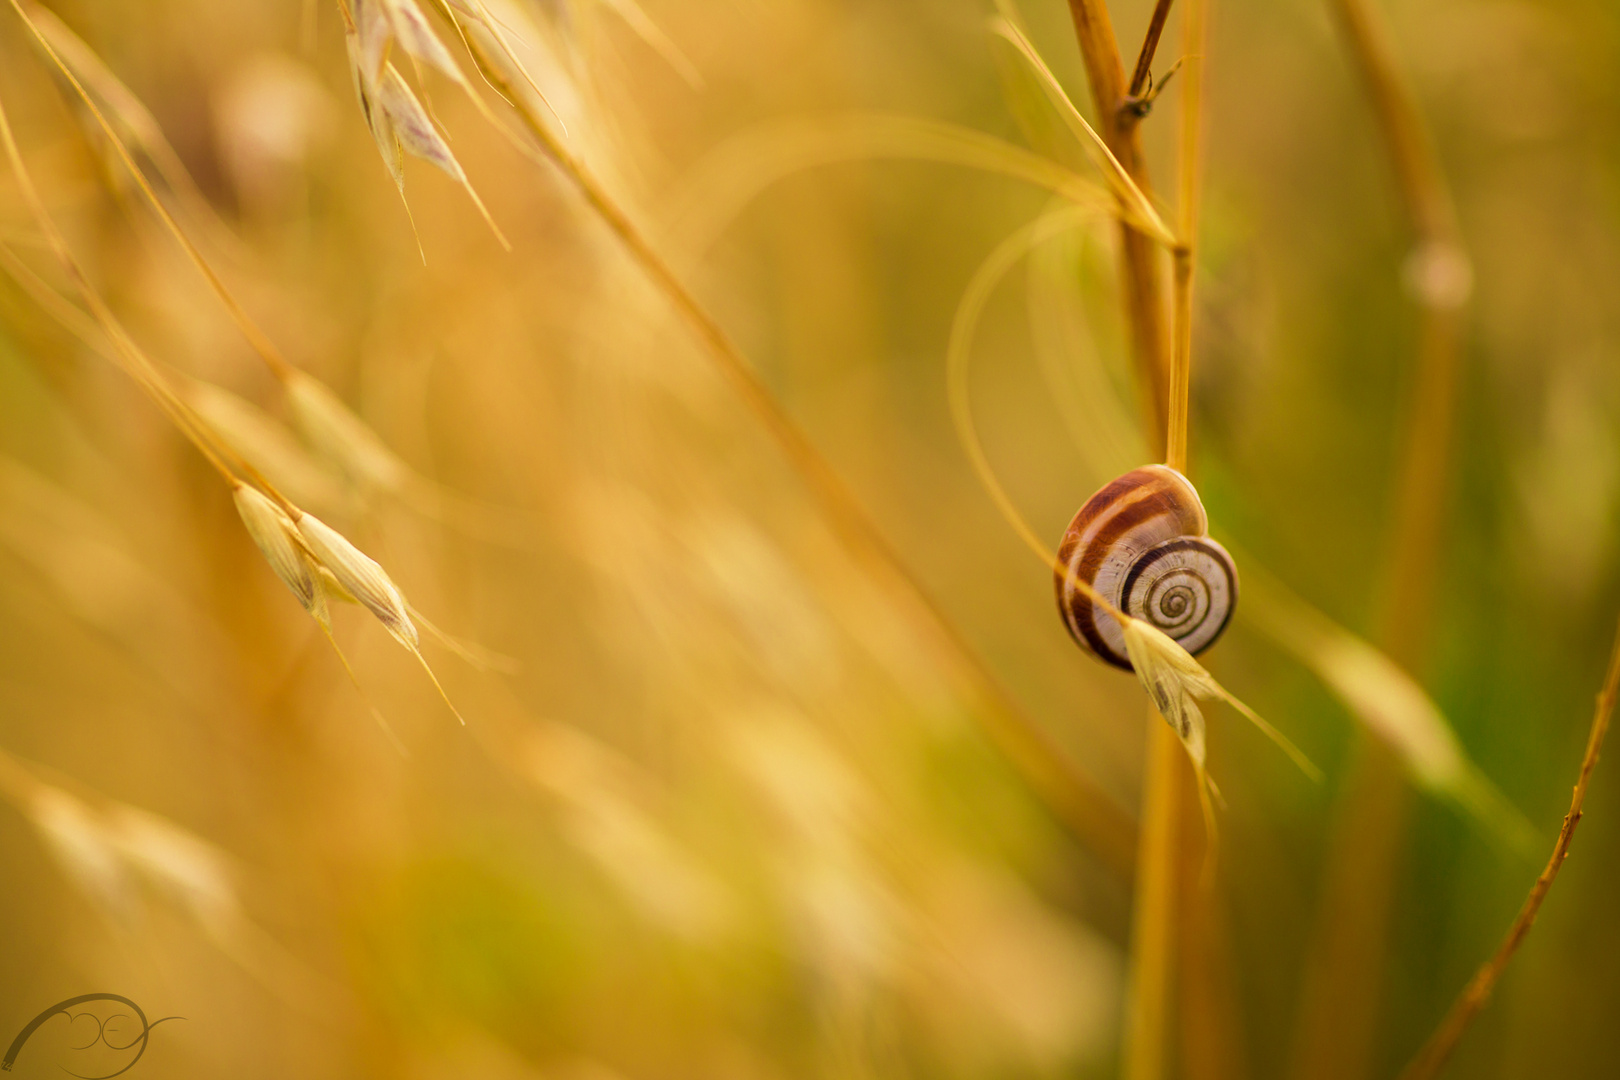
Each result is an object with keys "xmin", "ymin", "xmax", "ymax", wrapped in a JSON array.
[{"xmin": 1055, "ymin": 464, "xmax": 1237, "ymax": 670}]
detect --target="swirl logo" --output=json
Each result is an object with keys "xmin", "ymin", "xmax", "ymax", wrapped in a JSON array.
[{"xmin": 2, "ymin": 995, "xmax": 181, "ymax": 1079}]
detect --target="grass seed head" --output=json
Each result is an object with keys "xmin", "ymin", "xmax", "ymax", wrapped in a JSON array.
[
  {"xmin": 294, "ymin": 511, "xmax": 418, "ymax": 649},
  {"xmin": 377, "ymin": 63, "xmax": 467, "ymax": 182},
  {"xmin": 233, "ymin": 484, "xmax": 327, "ymax": 626},
  {"xmin": 346, "ymin": 28, "xmax": 407, "ymax": 195},
  {"xmin": 1123, "ymin": 615, "xmax": 1321, "ymax": 783},
  {"xmin": 361, "ymin": 0, "xmax": 471, "ymax": 89},
  {"xmin": 1122, "ymin": 615, "xmax": 1213, "ymax": 766}
]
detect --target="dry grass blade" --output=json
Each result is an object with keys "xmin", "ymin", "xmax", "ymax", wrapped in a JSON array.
[
  {"xmin": 365, "ymin": 0, "xmax": 473, "ymax": 89},
  {"xmin": 0, "ymin": 751, "xmax": 329, "ymax": 1002},
  {"xmin": 0, "ymin": 750, "xmax": 239, "ymax": 931},
  {"xmin": 1398, "ymin": 615, "xmax": 1620, "ymax": 1080},
  {"xmin": 1024, "ymin": 233, "xmax": 1146, "ymax": 477},
  {"xmin": 408, "ymin": 602, "xmax": 519, "ymax": 673},
  {"xmin": 0, "ymin": 456, "xmax": 184, "ymax": 635},
  {"xmin": 947, "ymin": 208, "xmax": 1103, "ymax": 574},
  {"xmin": 988, "ymin": 18, "xmax": 1176, "ymax": 247},
  {"xmin": 285, "ymin": 370, "xmax": 412, "ymax": 493},
  {"xmin": 663, "ymin": 112, "xmax": 1116, "ymax": 258},
  {"xmin": 437, "ymin": 0, "xmax": 565, "ymax": 131},
  {"xmin": 1240, "ymin": 560, "xmax": 1534, "ymax": 850},
  {"xmin": 0, "ymin": 246, "xmax": 336, "ymax": 518},
  {"xmin": 0, "ymin": 238, "xmax": 105, "ymax": 345},
  {"xmin": 7, "ymin": 777, "xmax": 135, "ymax": 916},
  {"xmin": 595, "ymin": 0, "xmax": 703, "ymax": 88},
  {"xmin": 283, "ymin": 369, "xmax": 532, "ymax": 545}
]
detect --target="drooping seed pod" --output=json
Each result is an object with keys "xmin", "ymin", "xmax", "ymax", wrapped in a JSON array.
[{"xmin": 1055, "ymin": 464, "xmax": 1237, "ymax": 671}]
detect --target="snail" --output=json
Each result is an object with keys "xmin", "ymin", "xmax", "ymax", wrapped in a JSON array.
[{"xmin": 1055, "ymin": 464, "xmax": 1237, "ymax": 671}]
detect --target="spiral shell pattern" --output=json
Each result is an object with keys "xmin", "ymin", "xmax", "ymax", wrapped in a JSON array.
[{"xmin": 1055, "ymin": 464, "xmax": 1237, "ymax": 670}]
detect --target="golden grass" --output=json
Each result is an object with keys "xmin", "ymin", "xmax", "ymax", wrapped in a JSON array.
[{"xmin": 0, "ymin": 1, "xmax": 1614, "ymax": 1076}]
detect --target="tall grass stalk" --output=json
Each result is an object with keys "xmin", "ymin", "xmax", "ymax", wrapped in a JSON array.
[
  {"xmin": 1167, "ymin": 4, "xmax": 1248, "ymax": 1075},
  {"xmin": 1064, "ymin": 0, "xmax": 1172, "ymax": 434},
  {"xmin": 1290, "ymin": 0, "xmax": 1471, "ymax": 1073},
  {"xmin": 1061, "ymin": 0, "xmax": 1215, "ymax": 1074},
  {"xmin": 1399, "ymin": 614, "xmax": 1620, "ymax": 1078}
]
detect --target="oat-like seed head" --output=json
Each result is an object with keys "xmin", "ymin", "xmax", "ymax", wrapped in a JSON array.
[
  {"xmin": 294, "ymin": 511, "xmax": 418, "ymax": 650},
  {"xmin": 233, "ymin": 483, "xmax": 326, "ymax": 625}
]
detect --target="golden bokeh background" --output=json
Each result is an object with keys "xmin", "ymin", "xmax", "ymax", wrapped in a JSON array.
[{"xmin": 0, "ymin": 0, "xmax": 1616, "ymax": 1077}]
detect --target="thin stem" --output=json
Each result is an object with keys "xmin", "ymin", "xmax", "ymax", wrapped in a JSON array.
[
  {"xmin": 0, "ymin": 238, "xmax": 304, "ymax": 521},
  {"xmin": 0, "ymin": 87, "xmax": 241, "ymax": 489},
  {"xmin": 1064, "ymin": 1, "xmax": 1201, "ymax": 1077},
  {"xmin": 1164, "ymin": 0, "xmax": 1206, "ymax": 474},
  {"xmin": 1290, "ymin": 0, "xmax": 1470, "ymax": 1074},
  {"xmin": 1166, "ymin": 251, "xmax": 1192, "ymax": 472},
  {"xmin": 8, "ymin": 0, "xmax": 297, "ymax": 383},
  {"xmin": 1127, "ymin": 0, "xmax": 1177, "ymax": 103},
  {"xmin": 1330, "ymin": 0, "xmax": 1458, "ymax": 244},
  {"xmin": 945, "ymin": 209, "xmax": 1140, "ymax": 630},
  {"xmin": 993, "ymin": 20, "xmax": 1176, "ymax": 247},
  {"xmin": 1065, "ymin": 0, "xmax": 1171, "ymax": 435},
  {"xmin": 1398, "ymin": 615, "xmax": 1620, "ymax": 1080},
  {"xmin": 463, "ymin": 31, "xmax": 1140, "ymax": 877},
  {"xmin": 1123, "ymin": 729, "xmax": 1182, "ymax": 1080}
]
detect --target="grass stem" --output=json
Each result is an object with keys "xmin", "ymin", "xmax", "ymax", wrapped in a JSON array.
[
  {"xmin": 1064, "ymin": 0, "xmax": 1171, "ymax": 435},
  {"xmin": 1127, "ymin": 0, "xmax": 1177, "ymax": 105},
  {"xmin": 1290, "ymin": 1, "xmax": 1470, "ymax": 1073},
  {"xmin": 1123, "ymin": 725, "xmax": 1183, "ymax": 1080},
  {"xmin": 1398, "ymin": 614, "xmax": 1620, "ymax": 1080},
  {"xmin": 1064, "ymin": 0, "xmax": 1208, "ymax": 1074}
]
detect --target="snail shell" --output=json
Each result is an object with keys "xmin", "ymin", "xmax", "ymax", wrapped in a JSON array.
[{"xmin": 1055, "ymin": 464, "xmax": 1237, "ymax": 670}]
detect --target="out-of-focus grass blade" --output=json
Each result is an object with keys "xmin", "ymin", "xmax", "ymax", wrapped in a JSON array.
[
  {"xmin": 663, "ymin": 112, "xmax": 1116, "ymax": 258},
  {"xmin": 1238, "ymin": 557, "xmax": 1537, "ymax": 852},
  {"xmin": 986, "ymin": 18, "xmax": 1176, "ymax": 248}
]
